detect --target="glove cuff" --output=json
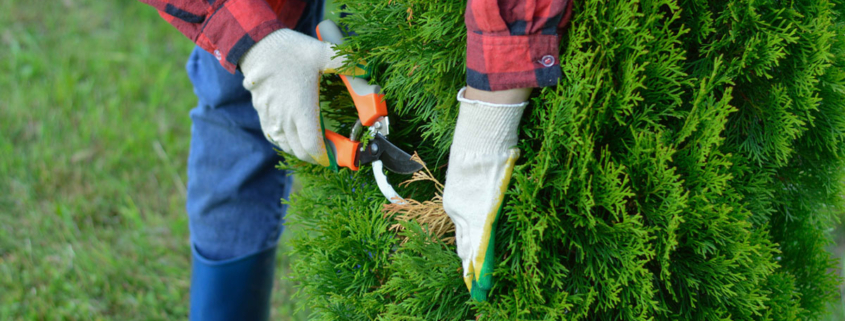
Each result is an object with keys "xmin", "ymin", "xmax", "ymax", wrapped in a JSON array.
[
  {"xmin": 452, "ymin": 87, "xmax": 528, "ymax": 154},
  {"xmin": 240, "ymin": 28, "xmax": 292, "ymax": 74}
]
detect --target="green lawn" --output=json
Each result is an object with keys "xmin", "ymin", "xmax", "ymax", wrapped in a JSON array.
[
  {"xmin": 0, "ymin": 1, "xmax": 306, "ymax": 319},
  {"xmin": 0, "ymin": 0, "xmax": 841, "ymax": 320}
]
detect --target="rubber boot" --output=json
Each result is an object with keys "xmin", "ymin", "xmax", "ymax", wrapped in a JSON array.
[{"xmin": 189, "ymin": 245, "xmax": 277, "ymax": 321}]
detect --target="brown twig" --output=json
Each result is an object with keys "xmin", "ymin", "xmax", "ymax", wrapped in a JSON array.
[{"xmin": 383, "ymin": 153, "xmax": 455, "ymax": 244}]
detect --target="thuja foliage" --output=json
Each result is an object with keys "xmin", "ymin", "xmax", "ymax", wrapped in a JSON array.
[{"xmin": 285, "ymin": 0, "xmax": 845, "ymax": 319}]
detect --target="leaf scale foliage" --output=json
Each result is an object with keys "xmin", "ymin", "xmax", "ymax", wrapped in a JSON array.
[{"xmin": 286, "ymin": 0, "xmax": 845, "ymax": 319}]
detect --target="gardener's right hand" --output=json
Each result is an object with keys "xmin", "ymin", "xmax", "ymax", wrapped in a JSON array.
[{"xmin": 239, "ymin": 28, "xmax": 346, "ymax": 166}]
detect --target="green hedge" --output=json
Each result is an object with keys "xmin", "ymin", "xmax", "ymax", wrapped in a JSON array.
[{"xmin": 286, "ymin": 0, "xmax": 845, "ymax": 319}]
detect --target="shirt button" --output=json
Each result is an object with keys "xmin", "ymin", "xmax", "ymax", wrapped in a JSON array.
[
  {"xmin": 540, "ymin": 55, "xmax": 555, "ymax": 67},
  {"xmin": 214, "ymin": 49, "xmax": 222, "ymax": 61}
]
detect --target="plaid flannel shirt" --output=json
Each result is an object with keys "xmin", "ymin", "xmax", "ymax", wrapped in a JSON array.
[
  {"xmin": 139, "ymin": 0, "xmax": 306, "ymax": 73},
  {"xmin": 466, "ymin": 0, "xmax": 573, "ymax": 90},
  {"xmin": 140, "ymin": 0, "xmax": 572, "ymax": 90}
]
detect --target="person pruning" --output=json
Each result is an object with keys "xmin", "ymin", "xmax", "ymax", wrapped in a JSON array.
[{"xmin": 138, "ymin": 0, "xmax": 572, "ymax": 319}]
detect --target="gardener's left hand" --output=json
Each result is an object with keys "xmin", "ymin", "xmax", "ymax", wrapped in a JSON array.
[{"xmin": 443, "ymin": 86, "xmax": 531, "ymax": 301}]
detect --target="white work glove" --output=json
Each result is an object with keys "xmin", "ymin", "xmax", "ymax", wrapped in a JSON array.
[
  {"xmin": 240, "ymin": 28, "xmax": 345, "ymax": 166},
  {"xmin": 443, "ymin": 87, "xmax": 528, "ymax": 301}
]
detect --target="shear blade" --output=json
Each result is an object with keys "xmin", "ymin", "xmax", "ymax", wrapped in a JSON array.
[{"xmin": 359, "ymin": 134, "xmax": 423, "ymax": 174}]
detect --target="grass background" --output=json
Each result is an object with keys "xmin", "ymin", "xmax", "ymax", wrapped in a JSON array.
[{"xmin": 0, "ymin": 0, "xmax": 841, "ymax": 320}]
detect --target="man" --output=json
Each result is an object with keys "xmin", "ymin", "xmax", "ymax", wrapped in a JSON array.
[{"xmin": 138, "ymin": 0, "xmax": 571, "ymax": 319}]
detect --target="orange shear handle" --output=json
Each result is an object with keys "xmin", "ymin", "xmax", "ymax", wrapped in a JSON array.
[
  {"xmin": 324, "ymin": 130, "xmax": 360, "ymax": 171},
  {"xmin": 316, "ymin": 20, "xmax": 388, "ymax": 127}
]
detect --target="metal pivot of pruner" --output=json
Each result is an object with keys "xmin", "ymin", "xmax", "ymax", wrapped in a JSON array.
[{"xmin": 316, "ymin": 20, "xmax": 422, "ymax": 205}]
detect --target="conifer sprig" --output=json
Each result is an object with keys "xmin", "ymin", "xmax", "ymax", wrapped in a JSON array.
[
  {"xmin": 383, "ymin": 153, "xmax": 455, "ymax": 245},
  {"xmin": 286, "ymin": 0, "xmax": 845, "ymax": 319}
]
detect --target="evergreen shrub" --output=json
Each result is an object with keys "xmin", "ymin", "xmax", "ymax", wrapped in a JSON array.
[{"xmin": 286, "ymin": 0, "xmax": 845, "ymax": 319}]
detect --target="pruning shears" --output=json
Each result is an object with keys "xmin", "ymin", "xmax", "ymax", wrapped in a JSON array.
[{"xmin": 316, "ymin": 20, "xmax": 423, "ymax": 203}]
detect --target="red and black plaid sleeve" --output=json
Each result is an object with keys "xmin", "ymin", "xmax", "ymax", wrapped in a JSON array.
[
  {"xmin": 138, "ymin": 0, "xmax": 306, "ymax": 73},
  {"xmin": 465, "ymin": 0, "xmax": 573, "ymax": 91}
]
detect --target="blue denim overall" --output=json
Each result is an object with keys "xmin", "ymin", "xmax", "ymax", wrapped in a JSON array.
[{"xmin": 184, "ymin": 2, "xmax": 323, "ymax": 319}]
